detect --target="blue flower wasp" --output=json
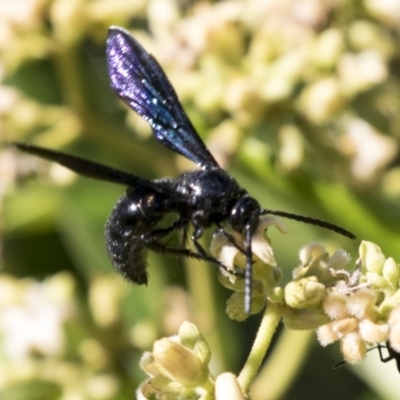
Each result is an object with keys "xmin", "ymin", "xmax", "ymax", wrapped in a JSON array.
[{"xmin": 13, "ymin": 26, "xmax": 355, "ymax": 313}]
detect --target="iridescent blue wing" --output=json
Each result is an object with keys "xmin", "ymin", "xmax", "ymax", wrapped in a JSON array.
[
  {"xmin": 12, "ymin": 142, "xmax": 159, "ymax": 190},
  {"xmin": 106, "ymin": 26, "xmax": 219, "ymax": 170}
]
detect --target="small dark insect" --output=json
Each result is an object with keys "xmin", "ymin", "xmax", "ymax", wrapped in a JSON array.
[
  {"xmin": 378, "ymin": 341, "xmax": 400, "ymax": 372},
  {"xmin": 12, "ymin": 26, "xmax": 355, "ymax": 313}
]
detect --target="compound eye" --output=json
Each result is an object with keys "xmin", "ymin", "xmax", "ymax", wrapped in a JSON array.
[{"xmin": 230, "ymin": 196, "xmax": 260, "ymax": 233}]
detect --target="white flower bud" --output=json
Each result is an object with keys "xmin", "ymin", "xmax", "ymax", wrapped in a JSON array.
[
  {"xmin": 285, "ymin": 277, "xmax": 325, "ymax": 309},
  {"xmin": 359, "ymin": 241, "xmax": 386, "ymax": 273},
  {"xmin": 153, "ymin": 338, "xmax": 208, "ymax": 386},
  {"xmin": 382, "ymin": 257, "xmax": 400, "ymax": 285},
  {"xmin": 298, "ymin": 77, "xmax": 343, "ymax": 123},
  {"xmin": 311, "ymin": 29, "xmax": 344, "ymax": 69},
  {"xmin": 215, "ymin": 373, "xmax": 245, "ymax": 400}
]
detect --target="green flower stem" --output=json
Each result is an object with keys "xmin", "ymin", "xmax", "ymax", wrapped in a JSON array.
[
  {"xmin": 53, "ymin": 43, "xmax": 88, "ymax": 116},
  {"xmin": 250, "ymin": 329, "xmax": 314, "ymax": 400},
  {"xmin": 237, "ymin": 302, "xmax": 282, "ymax": 394}
]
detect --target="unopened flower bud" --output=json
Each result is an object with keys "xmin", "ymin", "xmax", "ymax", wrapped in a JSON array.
[
  {"xmin": 298, "ymin": 77, "xmax": 343, "ymax": 123},
  {"xmin": 178, "ymin": 321, "xmax": 201, "ymax": 349},
  {"xmin": 367, "ymin": 272, "xmax": 387, "ymax": 288},
  {"xmin": 215, "ymin": 373, "xmax": 245, "ymax": 400},
  {"xmin": 379, "ymin": 298, "xmax": 399, "ymax": 318},
  {"xmin": 153, "ymin": 338, "xmax": 208, "ymax": 386},
  {"xmin": 176, "ymin": 321, "xmax": 212, "ymax": 366},
  {"xmin": 364, "ymin": 0, "xmax": 400, "ymax": 28},
  {"xmin": 311, "ymin": 28, "xmax": 343, "ymax": 69},
  {"xmin": 359, "ymin": 241, "xmax": 386, "ymax": 273},
  {"xmin": 382, "ymin": 257, "xmax": 400, "ymax": 285},
  {"xmin": 285, "ymin": 277, "xmax": 325, "ymax": 309},
  {"xmin": 339, "ymin": 50, "xmax": 387, "ymax": 96}
]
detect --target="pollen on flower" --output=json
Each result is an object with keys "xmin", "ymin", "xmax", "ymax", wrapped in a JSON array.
[
  {"xmin": 318, "ymin": 283, "xmax": 386, "ymax": 365},
  {"xmin": 323, "ymin": 292, "xmax": 348, "ymax": 320},
  {"xmin": 332, "ymin": 317, "xmax": 359, "ymax": 337},
  {"xmin": 317, "ymin": 323, "xmax": 340, "ymax": 346},
  {"xmin": 340, "ymin": 332, "xmax": 366, "ymax": 364},
  {"xmin": 346, "ymin": 288, "xmax": 377, "ymax": 320},
  {"xmin": 314, "ymin": 242, "xmax": 400, "ymax": 368},
  {"xmin": 358, "ymin": 319, "xmax": 389, "ymax": 343}
]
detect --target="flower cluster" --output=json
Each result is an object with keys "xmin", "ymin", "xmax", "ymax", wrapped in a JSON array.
[
  {"xmin": 317, "ymin": 289, "xmax": 389, "ymax": 364},
  {"xmin": 213, "ymin": 227, "xmax": 400, "ymax": 369},
  {"xmin": 0, "ymin": 272, "xmax": 75, "ymax": 359},
  {"xmin": 316, "ymin": 241, "xmax": 400, "ymax": 365}
]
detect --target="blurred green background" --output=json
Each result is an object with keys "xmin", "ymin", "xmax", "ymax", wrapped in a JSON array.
[{"xmin": 1, "ymin": 0, "xmax": 400, "ymax": 399}]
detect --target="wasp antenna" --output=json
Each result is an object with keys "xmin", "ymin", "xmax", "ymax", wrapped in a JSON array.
[{"xmin": 262, "ymin": 209, "xmax": 355, "ymax": 239}]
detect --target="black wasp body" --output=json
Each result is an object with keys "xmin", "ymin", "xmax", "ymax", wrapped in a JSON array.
[
  {"xmin": 13, "ymin": 26, "xmax": 354, "ymax": 313},
  {"xmin": 105, "ymin": 168, "xmax": 247, "ymax": 286}
]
